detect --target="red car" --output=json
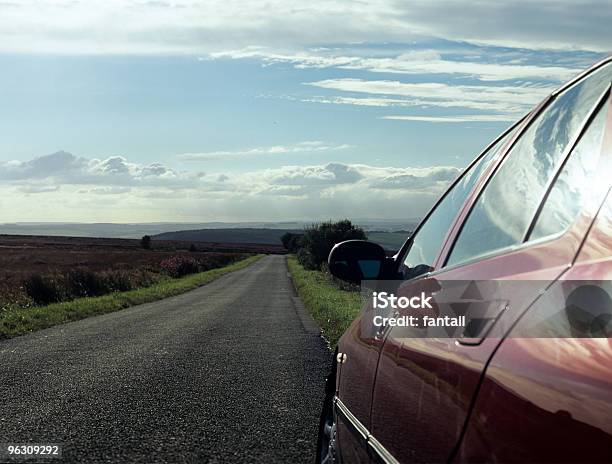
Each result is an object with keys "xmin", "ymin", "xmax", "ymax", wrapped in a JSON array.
[{"xmin": 317, "ymin": 57, "xmax": 612, "ymax": 463}]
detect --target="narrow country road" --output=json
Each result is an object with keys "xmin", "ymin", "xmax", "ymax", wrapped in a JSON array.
[{"xmin": 0, "ymin": 255, "xmax": 331, "ymax": 463}]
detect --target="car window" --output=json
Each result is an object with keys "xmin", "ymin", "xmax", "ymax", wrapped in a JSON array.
[
  {"xmin": 529, "ymin": 101, "xmax": 608, "ymax": 240},
  {"xmin": 446, "ymin": 63, "xmax": 612, "ymax": 267},
  {"xmin": 400, "ymin": 127, "xmax": 516, "ymax": 280}
]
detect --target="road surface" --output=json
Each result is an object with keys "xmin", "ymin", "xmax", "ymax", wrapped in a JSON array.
[{"xmin": 0, "ymin": 255, "xmax": 331, "ymax": 463}]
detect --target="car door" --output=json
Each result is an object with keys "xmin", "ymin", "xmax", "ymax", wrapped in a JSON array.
[
  {"xmin": 368, "ymin": 60, "xmax": 612, "ymax": 464},
  {"xmin": 456, "ymin": 192, "xmax": 612, "ymax": 463},
  {"xmin": 333, "ymin": 111, "xmax": 524, "ymax": 464},
  {"xmin": 456, "ymin": 79, "xmax": 612, "ymax": 464}
]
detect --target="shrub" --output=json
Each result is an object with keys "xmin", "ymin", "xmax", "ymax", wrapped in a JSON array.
[
  {"xmin": 281, "ymin": 232, "xmax": 303, "ymax": 253},
  {"xmin": 23, "ymin": 274, "xmax": 65, "ymax": 305},
  {"xmin": 16, "ymin": 253, "xmax": 248, "ymax": 309},
  {"xmin": 135, "ymin": 270, "xmax": 161, "ymax": 288},
  {"xmin": 67, "ymin": 269, "xmax": 106, "ymax": 297},
  {"xmin": 141, "ymin": 235, "xmax": 152, "ymax": 249},
  {"xmin": 22, "ymin": 269, "xmax": 162, "ymax": 306},
  {"xmin": 189, "ymin": 244, "xmax": 198, "ymax": 252},
  {"xmin": 296, "ymin": 247, "xmax": 315, "ymax": 270},
  {"xmin": 297, "ymin": 219, "xmax": 367, "ymax": 270},
  {"xmin": 100, "ymin": 270, "xmax": 135, "ymax": 292},
  {"xmin": 160, "ymin": 255, "xmax": 200, "ymax": 278}
]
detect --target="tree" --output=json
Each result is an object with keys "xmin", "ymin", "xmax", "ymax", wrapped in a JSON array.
[
  {"xmin": 297, "ymin": 219, "xmax": 367, "ymax": 270},
  {"xmin": 140, "ymin": 235, "xmax": 152, "ymax": 250},
  {"xmin": 281, "ymin": 232, "xmax": 304, "ymax": 253}
]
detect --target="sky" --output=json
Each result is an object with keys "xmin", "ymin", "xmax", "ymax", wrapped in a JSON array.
[{"xmin": 0, "ymin": 0, "xmax": 610, "ymax": 223}]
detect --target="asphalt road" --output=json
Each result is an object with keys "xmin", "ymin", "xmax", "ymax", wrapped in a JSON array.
[{"xmin": 0, "ymin": 255, "xmax": 331, "ymax": 463}]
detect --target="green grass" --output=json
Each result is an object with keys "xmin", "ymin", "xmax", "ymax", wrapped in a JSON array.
[
  {"xmin": 0, "ymin": 255, "xmax": 263, "ymax": 340},
  {"xmin": 287, "ymin": 256, "xmax": 363, "ymax": 346}
]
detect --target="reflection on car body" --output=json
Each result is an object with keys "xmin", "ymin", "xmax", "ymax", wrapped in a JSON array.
[{"xmin": 317, "ymin": 57, "xmax": 612, "ymax": 464}]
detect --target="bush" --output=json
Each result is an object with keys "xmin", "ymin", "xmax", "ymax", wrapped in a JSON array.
[
  {"xmin": 189, "ymin": 244, "xmax": 198, "ymax": 252},
  {"xmin": 297, "ymin": 219, "xmax": 367, "ymax": 270},
  {"xmin": 141, "ymin": 235, "xmax": 152, "ymax": 249},
  {"xmin": 17, "ymin": 253, "xmax": 248, "ymax": 309},
  {"xmin": 160, "ymin": 255, "xmax": 201, "ymax": 278},
  {"xmin": 67, "ymin": 269, "xmax": 105, "ymax": 297},
  {"xmin": 101, "ymin": 270, "xmax": 135, "ymax": 292},
  {"xmin": 22, "ymin": 269, "xmax": 162, "ymax": 306},
  {"xmin": 23, "ymin": 274, "xmax": 65, "ymax": 305},
  {"xmin": 281, "ymin": 232, "xmax": 303, "ymax": 253},
  {"xmin": 296, "ymin": 247, "xmax": 315, "ymax": 270}
]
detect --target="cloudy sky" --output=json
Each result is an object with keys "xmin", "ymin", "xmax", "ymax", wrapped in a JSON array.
[{"xmin": 0, "ymin": 0, "xmax": 609, "ymax": 222}]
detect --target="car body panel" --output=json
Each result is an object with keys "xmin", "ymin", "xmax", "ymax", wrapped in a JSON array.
[
  {"xmin": 331, "ymin": 58, "xmax": 612, "ymax": 464},
  {"xmin": 368, "ymin": 244, "xmax": 576, "ymax": 463},
  {"xmin": 455, "ymin": 191, "xmax": 612, "ymax": 463},
  {"xmin": 335, "ymin": 314, "xmax": 383, "ymax": 463}
]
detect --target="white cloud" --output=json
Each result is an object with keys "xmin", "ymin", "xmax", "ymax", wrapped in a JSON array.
[
  {"xmin": 0, "ymin": 1, "xmax": 610, "ymax": 54},
  {"xmin": 1, "ymin": 151, "xmax": 459, "ymax": 193},
  {"xmin": 0, "ymin": 151, "xmax": 196, "ymax": 188},
  {"xmin": 18, "ymin": 184, "xmax": 61, "ymax": 194},
  {"xmin": 77, "ymin": 187, "xmax": 133, "ymax": 195},
  {"xmin": 1, "ymin": 150, "xmax": 463, "ymax": 221},
  {"xmin": 382, "ymin": 115, "xmax": 516, "ymax": 123},
  {"xmin": 392, "ymin": 1, "xmax": 612, "ymax": 53},
  {"xmin": 0, "ymin": 150, "xmax": 88, "ymax": 179},
  {"xmin": 178, "ymin": 141, "xmax": 352, "ymax": 161},
  {"xmin": 261, "ymin": 163, "xmax": 364, "ymax": 186},
  {"xmin": 306, "ymin": 78, "xmax": 555, "ymax": 116},
  {"xmin": 2, "ymin": 1, "xmax": 603, "ymax": 134},
  {"xmin": 297, "ymin": 96, "xmax": 418, "ymax": 108},
  {"xmin": 211, "ymin": 47, "xmax": 581, "ymax": 82}
]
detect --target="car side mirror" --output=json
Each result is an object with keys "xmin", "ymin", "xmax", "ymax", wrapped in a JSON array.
[{"xmin": 328, "ymin": 240, "xmax": 387, "ymax": 284}]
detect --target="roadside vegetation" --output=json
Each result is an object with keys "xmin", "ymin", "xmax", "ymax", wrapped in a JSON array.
[
  {"xmin": 284, "ymin": 220, "xmax": 366, "ymax": 346},
  {"xmin": 0, "ymin": 254, "xmax": 262, "ymax": 340},
  {"xmin": 288, "ymin": 219, "xmax": 366, "ymax": 270},
  {"xmin": 287, "ymin": 256, "xmax": 362, "ymax": 346},
  {"xmin": 10, "ymin": 253, "xmax": 246, "ymax": 307}
]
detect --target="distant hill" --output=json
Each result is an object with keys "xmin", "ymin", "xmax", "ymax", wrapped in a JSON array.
[
  {"xmin": 0, "ymin": 220, "xmax": 418, "ymax": 252},
  {"xmin": 367, "ymin": 231, "xmax": 410, "ymax": 252},
  {"xmin": 154, "ymin": 228, "xmax": 411, "ymax": 251},
  {"xmin": 153, "ymin": 228, "xmax": 302, "ymax": 245},
  {"xmin": 0, "ymin": 219, "xmax": 419, "ymax": 239}
]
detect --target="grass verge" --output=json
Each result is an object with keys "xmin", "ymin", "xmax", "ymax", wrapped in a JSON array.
[
  {"xmin": 0, "ymin": 254, "xmax": 263, "ymax": 340},
  {"xmin": 287, "ymin": 256, "xmax": 362, "ymax": 347}
]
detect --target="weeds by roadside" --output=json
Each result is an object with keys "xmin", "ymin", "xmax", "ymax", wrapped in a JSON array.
[
  {"xmin": 0, "ymin": 255, "xmax": 263, "ymax": 340},
  {"xmin": 287, "ymin": 255, "xmax": 362, "ymax": 347},
  {"xmin": 6, "ymin": 253, "xmax": 246, "ymax": 309},
  {"xmin": 22, "ymin": 269, "xmax": 162, "ymax": 305}
]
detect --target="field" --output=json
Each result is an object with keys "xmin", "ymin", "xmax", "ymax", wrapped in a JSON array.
[{"xmin": 0, "ymin": 234, "xmax": 273, "ymax": 310}]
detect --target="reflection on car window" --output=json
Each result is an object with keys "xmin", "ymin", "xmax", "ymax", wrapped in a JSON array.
[
  {"xmin": 530, "ymin": 103, "xmax": 608, "ymax": 239},
  {"xmin": 447, "ymin": 63, "xmax": 612, "ymax": 267},
  {"xmin": 400, "ymin": 127, "xmax": 516, "ymax": 280}
]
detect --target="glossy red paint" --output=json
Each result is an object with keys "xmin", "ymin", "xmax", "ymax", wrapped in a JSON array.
[
  {"xmin": 456, "ymin": 193, "xmax": 612, "ymax": 463},
  {"xmin": 335, "ymin": 313, "xmax": 383, "ymax": 463},
  {"xmin": 328, "ymin": 58, "xmax": 612, "ymax": 464}
]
